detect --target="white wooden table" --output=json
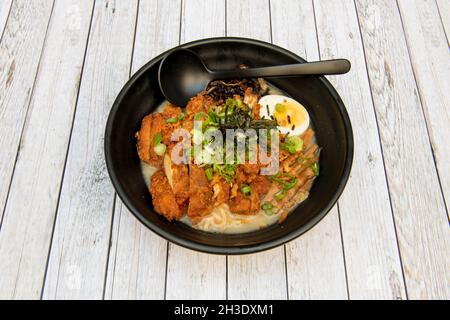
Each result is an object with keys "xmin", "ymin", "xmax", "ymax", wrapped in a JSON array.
[{"xmin": 0, "ymin": 0, "xmax": 448, "ymax": 300}]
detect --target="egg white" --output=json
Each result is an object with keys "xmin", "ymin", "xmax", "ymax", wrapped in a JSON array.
[{"xmin": 259, "ymin": 95, "xmax": 310, "ymax": 136}]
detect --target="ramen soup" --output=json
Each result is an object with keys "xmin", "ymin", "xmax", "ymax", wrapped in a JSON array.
[{"xmin": 136, "ymin": 78, "xmax": 319, "ymax": 234}]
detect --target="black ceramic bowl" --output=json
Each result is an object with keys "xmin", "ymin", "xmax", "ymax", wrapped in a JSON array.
[{"xmin": 105, "ymin": 37, "xmax": 353, "ymax": 254}]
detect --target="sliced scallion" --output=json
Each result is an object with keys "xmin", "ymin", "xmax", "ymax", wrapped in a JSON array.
[
  {"xmin": 283, "ymin": 177, "xmax": 298, "ymax": 190},
  {"xmin": 241, "ymin": 184, "xmax": 252, "ymax": 195},
  {"xmin": 274, "ymin": 189, "xmax": 286, "ymax": 201},
  {"xmin": 166, "ymin": 117, "xmax": 177, "ymax": 123},
  {"xmin": 153, "ymin": 143, "xmax": 166, "ymax": 156},
  {"xmin": 153, "ymin": 132, "xmax": 162, "ymax": 146},
  {"xmin": 205, "ymin": 168, "xmax": 213, "ymax": 181},
  {"xmin": 311, "ymin": 162, "xmax": 320, "ymax": 176}
]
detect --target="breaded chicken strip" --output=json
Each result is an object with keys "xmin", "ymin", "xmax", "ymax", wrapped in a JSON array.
[
  {"xmin": 136, "ymin": 104, "xmax": 183, "ymax": 167},
  {"xmin": 186, "ymin": 93, "xmax": 215, "ymax": 116},
  {"xmin": 211, "ymin": 176, "xmax": 230, "ymax": 207},
  {"xmin": 160, "ymin": 104, "xmax": 183, "ymax": 145},
  {"xmin": 228, "ymin": 190, "xmax": 260, "ymax": 215},
  {"xmin": 188, "ymin": 165, "xmax": 213, "ymax": 220},
  {"xmin": 164, "ymin": 152, "xmax": 189, "ymax": 208},
  {"xmin": 150, "ymin": 171, "xmax": 183, "ymax": 221},
  {"xmin": 136, "ymin": 113, "xmax": 166, "ymax": 167},
  {"xmin": 250, "ymin": 175, "xmax": 271, "ymax": 196}
]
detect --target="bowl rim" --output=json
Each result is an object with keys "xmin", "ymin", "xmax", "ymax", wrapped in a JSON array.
[{"xmin": 104, "ymin": 37, "xmax": 354, "ymax": 255}]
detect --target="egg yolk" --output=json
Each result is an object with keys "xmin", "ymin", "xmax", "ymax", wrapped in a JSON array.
[{"xmin": 274, "ymin": 101, "xmax": 306, "ymax": 128}]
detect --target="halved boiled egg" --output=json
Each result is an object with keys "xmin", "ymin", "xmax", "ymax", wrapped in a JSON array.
[{"xmin": 259, "ymin": 95, "xmax": 310, "ymax": 136}]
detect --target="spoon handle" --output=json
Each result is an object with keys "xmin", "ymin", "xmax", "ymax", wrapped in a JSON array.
[{"xmin": 210, "ymin": 59, "xmax": 351, "ymax": 79}]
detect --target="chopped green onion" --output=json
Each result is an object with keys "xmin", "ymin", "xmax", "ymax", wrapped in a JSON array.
[
  {"xmin": 289, "ymin": 136, "xmax": 303, "ymax": 150},
  {"xmin": 207, "ymin": 110, "xmax": 220, "ymax": 124},
  {"xmin": 270, "ymin": 172, "xmax": 282, "ymax": 180},
  {"xmin": 153, "ymin": 132, "xmax": 162, "ymax": 146},
  {"xmin": 225, "ymin": 98, "xmax": 242, "ymax": 109},
  {"xmin": 166, "ymin": 117, "xmax": 177, "ymax": 123},
  {"xmin": 194, "ymin": 112, "xmax": 208, "ymax": 121},
  {"xmin": 202, "ymin": 111, "xmax": 220, "ymax": 130},
  {"xmin": 274, "ymin": 189, "xmax": 287, "ymax": 201},
  {"xmin": 281, "ymin": 136, "xmax": 303, "ymax": 154},
  {"xmin": 225, "ymin": 98, "xmax": 235, "ymax": 108},
  {"xmin": 153, "ymin": 143, "xmax": 166, "ymax": 156},
  {"xmin": 311, "ymin": 162, "xmax": 320, "ymax": 176},
  {"xmin": 262, "ymin": 202, "xmax": 274, "ymax": 215},
  {"xmin": 270, "ymin": 172, "xmax": 294, "ymax": 182},
  {"xmin": 205, "ymin": 168, "xmax": 213, "ymax": 181},
  {"xmin": 270, "ymin": 172, "xmax": 298, "ymax": 191},
  {"xmin": 281, "ymin": 144, "xmax": 295, "ymax": 154},
  {"xmin": 275, "ymin": 103, "xmax": 286, "ymax": 113},
  {"xmin": 241, "ymin": 184, "xmax": 252, "ymax": 195},
  {"xmin": 212, "ymin": 163, "xmax": 237, "ymax": 182},
  {"xmin": 261, "ymin": 202, "xmax": 273, "ymax": 210},
  {"xmin": 217, "ymin": 107, "xmax": 234, "ymax": 118},
  {"xmin": 178, "ymin": 112, "xmax": 185, "ymax": 120},
  {"xmin": 283, "ymin": 177, "xmax": 298, "ymax": 190}
]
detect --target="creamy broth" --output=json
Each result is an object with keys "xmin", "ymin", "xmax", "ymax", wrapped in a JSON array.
[{"xmin": 140, "ymin": 83, "xmax": 317, "ymax": 234}]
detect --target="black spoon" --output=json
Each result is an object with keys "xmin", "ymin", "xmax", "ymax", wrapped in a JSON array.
[{"xmin": 158, "ymin": 48, "xmax": 351, "ymax": 106}]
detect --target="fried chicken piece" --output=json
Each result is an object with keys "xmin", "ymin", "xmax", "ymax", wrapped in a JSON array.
[
  {"xmin": 250, "ymin": 175, "xmax": 272, "ymax": 197},
  {"xmin": 161, "ymin": 104, "xmax": 183, "ymax": 145},
  {"xmin": 149, "ymin": 171, "xmax": 183, "ymax": 221},
  {"xmin": 161, "ymin": 103, "xmax": 182, "ymax": 118},
  {"xmin": 242, "ymin": 163, "xmax": 260, "ymax": 175},
  {"xmin": 187, "ymin": 165, "xmax": 214, "ymax": 219},
  {"xmin": 228, "ymin": 174, "xmax": 270, "ymax": 214},
  {"xmin": 136, "ymin": 112, "xmax": 166, "ymax": 167},
  {"xmin": 211, "ymin": 176, "xmax": 230, "ymax": 206},
  {"xmin": 228, "ymin": 190, "xmax": 260, "ymax": 215},
  {"xmin": 235, "ymin": 166, "xmax": 247, "ymax": 185},
  {"xmin": 235, "ymin": 163, "xmax": 260, "ymax": 185},
  {"xmin": 163, "ymin": 153, "xmax": 189, "ymax": 208},
  {"xmin": 186, "ymin": 93, "xmax": 215, "ymax": 116},
  {"xmin": 136, "ymin": 104, "xmax": 184, "ymax": 166}
]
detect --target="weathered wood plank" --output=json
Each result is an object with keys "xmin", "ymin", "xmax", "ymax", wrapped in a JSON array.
[
  {"xmin": 397, "ymin": 0, "xmax": 450, "ymax": 217},
  {"xmin": 355, "ymin": 0, "xmax": 450, "ymax": 299},
  {"xmin": 285, "ymin": 210, "xmax": 348, "ymax": 299},
  {"xmin": 228, "ymin": 248, "xmax": 287, "ymax": 299},
  {"xmin": 0, "ymin": 0, "xmax": 12, "ymax": 38},
  {"xmin": 226, "ymin": 0, "xmax": 287, "ymax": 300},
  {"xmin": 104, "ymin": 0, "xmax": 181, "ymax": 300},
  {"xmin": 165, "ymin": 0, "xmax": 227, "ymax": 300},
  {"xmin": 180, "ymin": 0, "xmax": 225, "ymax": 43},
  {"xmin": 0, "ymin": 0, "xmax": 54, "ymax": 224},
  {"xmin": 130, "ymin": 0, "xmax": 182, "ymax": 73},
  {"xmin": 0, "ymin": 0, "xmax": 94, "ymax": 300},
  {"xmin": 226, "ymin": 0, "xmax": 271, "ymax": 42},
  {"xmin": 270, "ymin": 0, "xmax": 348, "ymax": 300},
  {"xmin": 42, "ymin": 0, "xmax": 138, "ymax": 299},
  {"xmin": 436, "ymin": 0, "xmax": 450, "ymax": 42},
  {"xmin": 314, "ymin": 0, "xmax": 406, "ymax": 299},
  {"xmin": 104, "ymin": 199, "xmax": 168, "ymax": 299},
  {"xmin": 166, "ymin": 245, "xmax": 227, "ymax": 299}
]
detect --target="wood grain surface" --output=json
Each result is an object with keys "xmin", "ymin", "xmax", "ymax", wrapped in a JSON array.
[{"xmin": 0, "ymin": 0, "xmax": 448, "ymax": 300}]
